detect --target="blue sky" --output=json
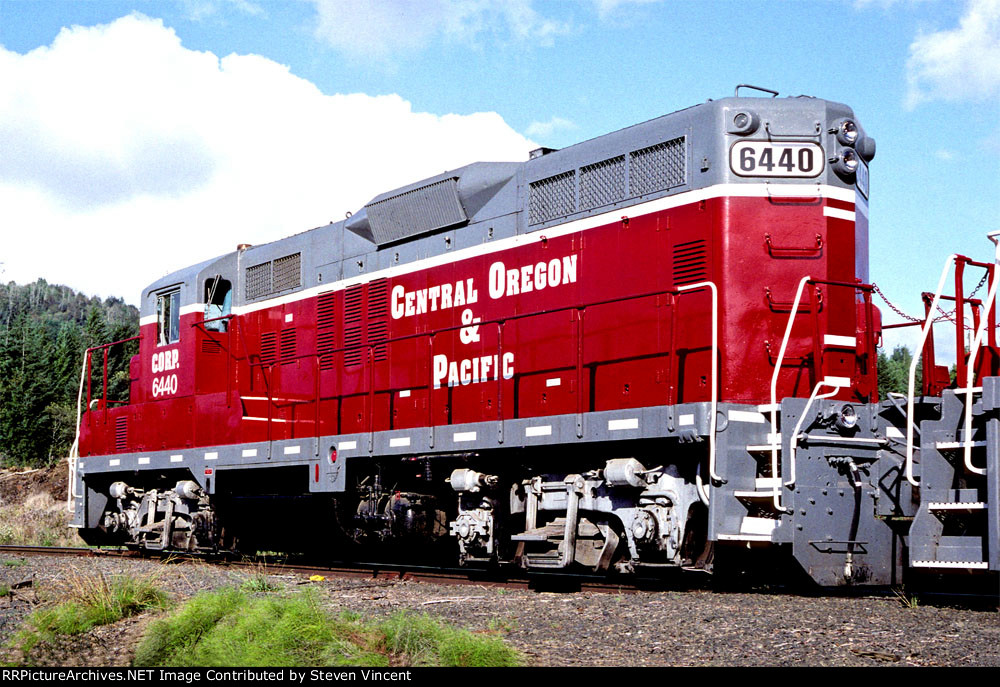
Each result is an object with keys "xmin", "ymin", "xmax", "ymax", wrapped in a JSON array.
[{"xmin": 1, "ymin": 0, "xmax": 998, "ymax": 357}]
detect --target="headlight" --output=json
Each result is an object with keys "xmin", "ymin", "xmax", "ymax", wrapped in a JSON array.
[
  {"xmin": 835, "ymin": 404, "xmax": 858, "ymax": 432},
  {"xmin": 835, "ymin": 119, "xmax": 859, "ymax": 146},
  {"xmin": 727, "ymin": 110, "xmax": 760, "ymax": 135},
  {"xmin": 830, "ymin": 148, "xmax": 859, "ymax": 176}
]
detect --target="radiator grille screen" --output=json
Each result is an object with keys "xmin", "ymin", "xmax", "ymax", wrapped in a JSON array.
[
  {"xmin": 579, "ymin": 156, "xmax": 625, "ymax": 211},
  {"xmin": 630, "ymin": 137, "xmax": 686, "ymax": 197},
  {"xmin": 528, "ymin": 136, "xmax": 687, "ymax": 225},
  {"xmin": 245, "ymin": 262, "xmax": 271, "ymax": 301},
  {"xmin": 272, "ymin": 253, "xmax": 301, "ymax": 293},
  {"xmin": 245, "ymin": 253, "xmax": 302, "ymax": 301},
  {"xmin": 529, "ymin": 170, "xmax": 575, "ymax": 225}
]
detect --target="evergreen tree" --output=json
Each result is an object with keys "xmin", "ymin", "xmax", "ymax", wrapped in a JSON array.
[
  {"xmin": 0, "ymin": 280, "xmax": 138, "ymax": 467},
  {"xmin": 877, "ymin": 345, "xmax": 924, "ymax": 399}
]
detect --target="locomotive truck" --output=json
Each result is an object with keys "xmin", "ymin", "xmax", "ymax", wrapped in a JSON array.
[{"xmin": 69, "ymin": 86, "xmax": 999, "ymax": 586}]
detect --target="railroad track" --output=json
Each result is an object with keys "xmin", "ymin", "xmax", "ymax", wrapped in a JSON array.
[
  {"xmin": 3, "ymin": 545, "xmax": 994, "ymax": 605},
  {"xmin": 0, "ymin": 544, "xmax": 698, "ymax": 594}
]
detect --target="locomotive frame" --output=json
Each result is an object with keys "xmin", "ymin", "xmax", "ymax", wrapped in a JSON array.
[{"xmin": 68, "ymin": 87, "xmax": 999, "ymax": 587}]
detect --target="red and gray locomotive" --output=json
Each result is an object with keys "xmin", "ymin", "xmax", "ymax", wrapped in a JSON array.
[{"xmin": 70, "ymin": 87, "xmax": 999, "ymax": 586}]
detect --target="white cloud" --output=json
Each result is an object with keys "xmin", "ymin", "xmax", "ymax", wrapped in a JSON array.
[
  {"xmin": 524, "ymin": 116, "xmax": 578, "ymax": 140},
  {"xmin": 308, "ymin": 0, "xmax": 570, "ymax": 59},
  {"xmin": 0, "ymin": 14, "xmax": 536, "ymax": 303},
  {"xmin": 905, "ymin": 0, "xmax": 1000, "ymax": 108}
]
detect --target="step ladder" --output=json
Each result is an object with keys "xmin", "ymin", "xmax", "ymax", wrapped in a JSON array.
[{"xmin": 908, "ymin": 381, "xmax": 998, "ymax": 572}]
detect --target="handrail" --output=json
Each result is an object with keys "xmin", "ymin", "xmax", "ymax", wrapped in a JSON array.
[
  {"xmin": 84, "ymin": 335, "xmax": 142, "ymax": 411},
  {"xmin": 677, "ymin": 282, "xmax": 720, "ymax": 483},
  {"xmin": 962, "ymin": 232, "xmax": 1000, "ymax": 475},
  {"xmin": 906, "ymin": 255, "xmax": 958, "ymax": 487},
  {"xmin": 786, "ymin": 380, "xmax": 844, "ymax": 490},
  {"xmin": 242, "ymin": 283, "xmax": 719, "ymax": 464},
  {"xmin": 67, "ymin": 349, "xmax": 89, "ymax": 512},
  {"xmin": 767, "ymin": 277, "xmax": 876, "ymax": 510},
  {"xmin": 768, "ymin": 275, "xmax": 811, "ymax": 512},
  {"xmin": 71, "ymin": 334, "xmax": 141, "ymax": 507}
]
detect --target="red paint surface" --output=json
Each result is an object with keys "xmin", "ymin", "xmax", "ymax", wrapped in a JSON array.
[{"xmin": 80, "ymin": 193, "xmax": 876, "ymax": 456}]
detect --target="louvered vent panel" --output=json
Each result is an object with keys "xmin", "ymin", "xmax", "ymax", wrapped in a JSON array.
[
  {"xmin": 344, "ymin": 285, "xmax": 364, "ymax": 321},
  {"xmin": 317, "ymin": 291, "xmax": 337, "ymax": 371},
  {"xmin": 529, "ymin": 170, "xmax": 576, "ymax": 225},
  {"xmin": 344, "ymin": 326, "xmax": 363, "ymax": 366},
  {"xmin": 260, "ymin": 331, "xmax": 278, "ymax": 365},
  {"xmin": 279, "ymin": 329, "xmax": 297, "ymax": 361},
  {"xmin": 367, "ymin": 279, "xmax": 390, "ymax": 363},
  {"xmin": 368, "ymin": 279, "xmax": 389, "ymax": 319},
  {"xmin": 246, "ymin": 262, "xmax": 271, "ymax": 301},
  {"xmin": 318, "ymin": 330, "xmax": 337, "ymax": 371},
  {"xmin": 368, "ymin": 321, "xmax": 388, "ymax": 362},
  {"xmin": 344, "ymin": 285, "xmax": 364, "ymax": 366},
  {"xmin": 579, "ymin": 156, "xmax": 625, "ymax": 211},
  {"xmin": 115, "ymin": 417, "xmax": 128, "ymax": 452},
  {"xmin": 317, "ymin": 291, "xmax": 337, "ymax": 329},
  {"xmin": 272, "ymin": 253, "xmax": 301, "ymax": 293},
  {"xmin": 629, "ymin": 137, "xmax": 686, "ymax": 197},
  {"xmin": 201, "ymin": 338, "xmax": 222, "ymax": 355},
  {"xmin": 673, "ymin": 239, "xmax": 708, "ymax": 286}
]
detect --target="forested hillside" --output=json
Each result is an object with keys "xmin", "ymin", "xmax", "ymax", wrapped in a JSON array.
[{"xmin": 0, "ymin": 279, "xmax": 138, "ymax": 467}]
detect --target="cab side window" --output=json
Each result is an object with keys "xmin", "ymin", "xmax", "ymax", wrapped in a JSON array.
[
  {"xmin": 204, "ymin": 277, "xmax": 232, "ymax": 332},
  {"xmin": 157, "ymin": 290, "xmax": 180, "ymax": 346}
]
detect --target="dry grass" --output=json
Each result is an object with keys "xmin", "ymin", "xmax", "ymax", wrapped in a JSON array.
[
  {"xmin": 8, "ymin": 569, "xmax": 169, "ymax": 660},
  {"xmin": 0, "ymin": 491, "xmax": 81, "ymax": 547}
]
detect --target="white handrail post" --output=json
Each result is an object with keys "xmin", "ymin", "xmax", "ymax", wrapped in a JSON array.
[
  {"xmin": 67, "ymin": 349, "xmax": 89, "ymax": 512},
  {"xmin": 906, "ymin": 255, "xmax": 958, "ymax": 487},
  {"xmin": 962, "ymin": 232, "xmax": 1000, "ymax": 475},
  {"xmin": 677, "ymin": 281, "xmax": 720, "ymax": 483},
  {"xmin": 786, "ymin": 381, "xmax": 843, "ymax": 490},
  {"xmin": 768, "ymin": 275, "xmax": 811, "ymax": 512}
]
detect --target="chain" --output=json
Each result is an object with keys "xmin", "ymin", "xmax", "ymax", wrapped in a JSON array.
[{"xmin": 872, "ymin": 270, "xmax": 991, "ymax": 331}]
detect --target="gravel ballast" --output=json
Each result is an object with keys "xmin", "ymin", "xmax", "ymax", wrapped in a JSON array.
[{"xmin": 1, "ymin": 554, "xmax": 997, "ymax": 667}]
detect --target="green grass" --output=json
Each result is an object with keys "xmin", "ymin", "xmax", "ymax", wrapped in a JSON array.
[
  {"xmin": 892, "ymin": 586, "xmax": 919, "ymax": 609},
  {"xmin": 240, "ymin": 574, "xmax": 280, "ymax": 593},
  {"xmin": 377, "ymin": 612, "xmax": 521, "ymax": 667},
  {"xmin": 3, "ymin": 558, "xmax": 28, "ymax": 568},
  {"xmin": 9, "ymin": 571, "xmax": 168, "ymax": 656},
  {"xmin": 239, "ymin": 561, "xmax": 281, "ymax": 594},
  {"xmin": 135, "ymin": 588, "xmax": 522, "ymax": 667}
]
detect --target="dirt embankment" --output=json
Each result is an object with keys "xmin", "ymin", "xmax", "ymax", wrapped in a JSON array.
[
  {"xmin": 0, "ymin": 465, "xmax": 69, "ymax": 504},
  {"xmin": 0, "ymin": 464, "xmax": 79, "ymax": 547}
]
